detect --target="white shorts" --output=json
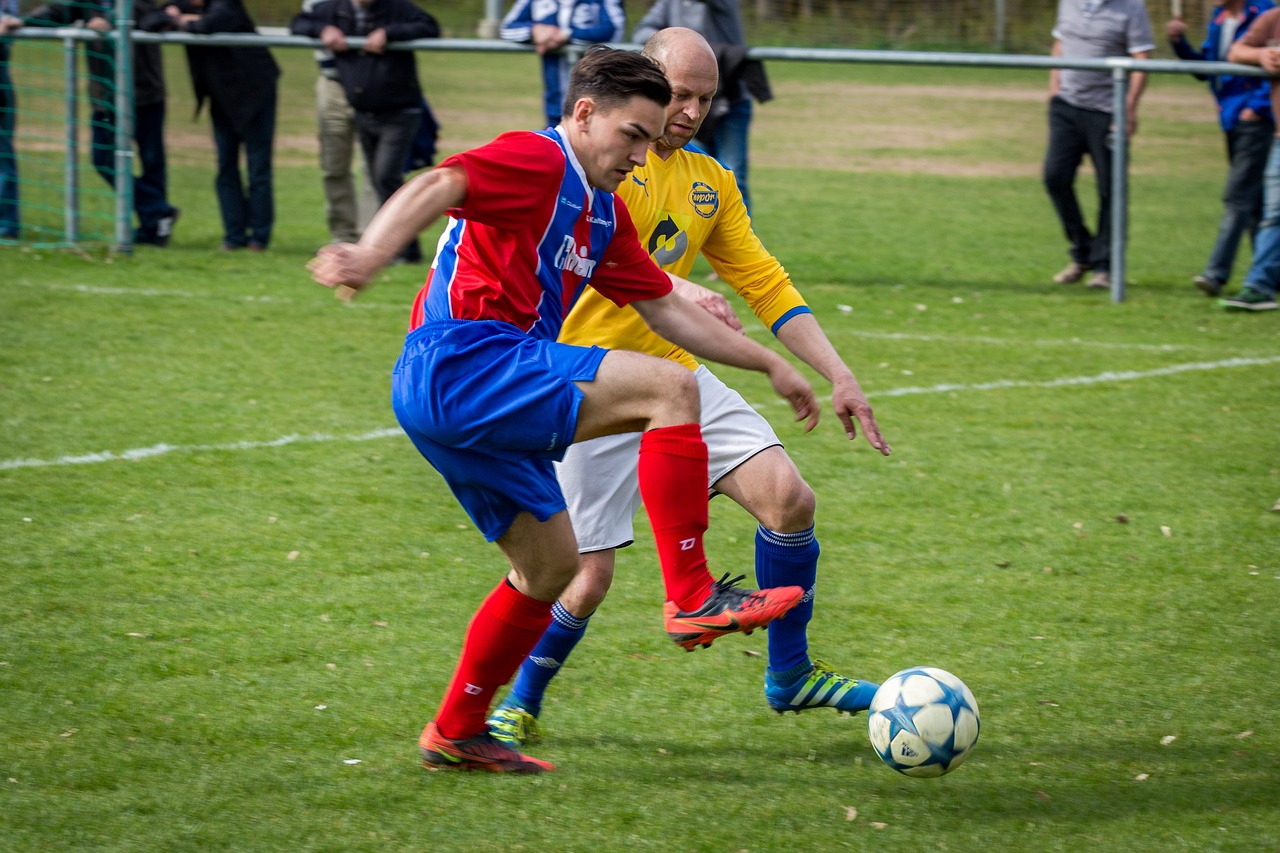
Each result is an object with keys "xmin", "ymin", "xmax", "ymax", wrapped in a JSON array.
[{"xmin": 556, "ymin": 365, "xmax": 782, "ymax": 552}]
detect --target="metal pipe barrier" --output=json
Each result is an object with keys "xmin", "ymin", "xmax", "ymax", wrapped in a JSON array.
[{"xmin": 9, "ymin": 28, "xmax": 1272, "ymax": 301}]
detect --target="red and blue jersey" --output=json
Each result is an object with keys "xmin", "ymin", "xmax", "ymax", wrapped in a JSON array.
[{"xmin": 408, "ymin": 128, "xmax": 671, "ymax": 341}]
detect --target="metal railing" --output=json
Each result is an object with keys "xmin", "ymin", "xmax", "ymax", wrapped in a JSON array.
[{"xmin": 8, "ymin": 26, "xmax": 1271, "ymax": 303}]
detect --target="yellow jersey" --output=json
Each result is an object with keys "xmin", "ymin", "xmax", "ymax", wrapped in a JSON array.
[{"xmin": 558, "ymin": 144, "xmax": 810, "ymax": 370}]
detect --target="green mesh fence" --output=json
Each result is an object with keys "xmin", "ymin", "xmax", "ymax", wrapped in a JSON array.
[{"xmin": 2, "ymin": 27, "xmax": 119, "ymax": 249}]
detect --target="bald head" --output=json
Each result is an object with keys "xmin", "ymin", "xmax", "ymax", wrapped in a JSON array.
[
  {"xmin": 643, "ymin": 27, "xmax": 717, "ymax": 71},
  {"xmin": 640, "ymin": 28, "xmax": 720, "ymax": 158}
]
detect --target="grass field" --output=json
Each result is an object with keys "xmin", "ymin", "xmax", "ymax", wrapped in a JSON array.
[{"xmin": 2, "ymin": 47, "xmax": 1279, "ymax": 852}]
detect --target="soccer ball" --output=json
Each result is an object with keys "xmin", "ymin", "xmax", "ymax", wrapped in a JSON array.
[{"xmin": 867, "ymin": 666, "xmax": 980, "ymax": 778}]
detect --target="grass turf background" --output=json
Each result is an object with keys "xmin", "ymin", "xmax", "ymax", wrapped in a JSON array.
[{"xmin": 1, "ymin": 47, "xmax": 1278, "ymax": 852}]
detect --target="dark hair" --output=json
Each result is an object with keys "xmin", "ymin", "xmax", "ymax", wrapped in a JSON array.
[{"xmin": 562, "ymin": 46, "xmax": 672, "ymax": 120}]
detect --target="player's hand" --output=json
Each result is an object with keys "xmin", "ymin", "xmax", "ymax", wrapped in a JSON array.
[
  {"xmin": 307, "ymin": 243, "xmax": 379, "ymax": 302},
  {"xmin": 670, "ymin": 275, "xmax": 744, "ymax": 333},
  {"xmin": 832, "ymin": 375, "xmax": 891, "ymax": 455},
  {"xmin": 768, "ymin": 359, "xmax": 820, "ymax": 432},
  {"xmin": 1165, "ymin": 19, "xmax": 1187, "ymax": 41}
]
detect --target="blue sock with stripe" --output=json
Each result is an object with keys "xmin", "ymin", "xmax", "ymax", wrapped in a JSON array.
[
  {"xmin": 755, "ymin": 524, "xmax": 817, "ymax": 678},
  {"xmin": 504, "ymin": 600, "xmax": 590, "ymax": 717}
]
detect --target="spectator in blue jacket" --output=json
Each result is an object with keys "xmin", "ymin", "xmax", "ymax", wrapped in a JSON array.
[
  {"xmin": 0, "ymin": 0, "xmax": 19, "ymax": 240},
  {"xmin": 1169, "ymin": 0, "xmax": 1276, "ymax": 297},
  {"xmin": 500, "ymin": 0, "xmax": 625, "ymax": 128}
]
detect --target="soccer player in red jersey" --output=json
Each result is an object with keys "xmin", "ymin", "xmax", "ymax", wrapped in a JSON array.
[{"xmin": 309, "ymin": 47, "xmax": 821, "ymax": 773}]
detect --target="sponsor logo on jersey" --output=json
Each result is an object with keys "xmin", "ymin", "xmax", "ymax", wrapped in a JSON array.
[
  {"xmin": 554, "ymin": 235, "xmax": 597, "ymax": 277},
  {"xmin": 689, "ymin": 181, "xmax": 718, "ymax": 218},
  {"xmin": 647, "ymin": 214, "xmax": 688, "ymax": 266},
  {"xmin": 587, "ymin": 214, "xmax": 613, "ymax": 226},
  {"xmin": 559, "ymin": 195, "xmax": 583, "ymax": 211}
]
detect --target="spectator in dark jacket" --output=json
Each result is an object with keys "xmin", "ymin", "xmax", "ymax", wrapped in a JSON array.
[
  {"xmin": 168, "ymin": 0, "xmax": 279, "ymax": 251},
  {"xmin": 292, "ymin": 0, "xmax": 438, "ymax": 262},
  {"xmin": 17, "ymin": 0, "xmax": 180, "ymax": 245}
]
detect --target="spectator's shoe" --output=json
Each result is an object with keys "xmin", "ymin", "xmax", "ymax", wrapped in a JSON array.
[
  {"xmin": 766, "ymin": 659, "xmax": 879, "ymax": 715},
  {"xmin": 1193, "ymin": 274, "xmax": 1224, "ymax": 298},
  {"xmin": 1220, "ymin": 288, "xmax": 1278, "ymax": 311},
  {"xmin": 1053, "ymin": 261, "xmax": 1090, "ymax": 284},
  {"xmin": 486, "ymin": 700, "xmax": 541, "ymax": 748},
  {"xmin": 154, "ymin": 208, "xmax": 179, "ymax": 247},
  {"xmin": 665, "ymin": 573, "xmax": 803, "ymax": 652},
  {"xmin": 419, "ymin": 721, "xmax": 554, "ymax": 773},
  {"xmin": 1085, "ymin": 270, "xmax": 1111, "ymax": 289}
]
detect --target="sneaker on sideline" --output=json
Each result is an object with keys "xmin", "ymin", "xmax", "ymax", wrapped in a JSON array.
[
  {"xmin": 1193, "ymin": 274, "xmax": 1224, "ymax": 298},
  {"xmin": 1220, "ymin": 288, "xmax": 1278, "ymax": 311},
  {"xmin": 1053, "ymin": 261, "xmax": 1090, "ymax": 284}
]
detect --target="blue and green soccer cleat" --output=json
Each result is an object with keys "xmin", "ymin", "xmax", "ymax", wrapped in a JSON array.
[{"xmin": 765, "ymin": 659, "xmax": 879, "ymax": 715}]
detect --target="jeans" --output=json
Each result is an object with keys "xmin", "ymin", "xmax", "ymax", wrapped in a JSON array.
[
  {"xmin": 1043, "ymin": 96, "xmax": 1115, "ymax": 268},
  {"xmin": 1242, "ymin": 134, "xmax": 1280, "ymax": 299},
  {"xmin": 0, "ymin": 57, "xmax": 18, "ymax": 239},
  {"xmin": 211, "ymin": 91, "xmax": 276, "ymax": 249},
  {"xmin": 356, "ymin": 107, "xmax": 422, "ymax": 262},
  {"xmin": 91, "ymin": 101, "xmax": 174, "ymax": 238},
  {"xmin": 701, "ymin": 96, "xmax": 753, "ymax": 216},
  {"xmin": 1202, "ymin": 118, "xmax": 1273, "ymax": 284}
]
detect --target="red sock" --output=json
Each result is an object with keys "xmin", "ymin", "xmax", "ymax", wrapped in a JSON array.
[
  {"xmin": 638, "ymin": 423, "xmax": 714, "ymax": 611},
  {"xmin": 433, "ymin": 580, "xmax": 553, "ymax": 741}
]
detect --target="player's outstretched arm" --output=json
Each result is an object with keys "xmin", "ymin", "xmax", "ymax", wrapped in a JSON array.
[
  {"xmin": 669, "ymin": 274, "xmax": 745, "ymax": 334},
  {"xmin": 632, "ymin": 290, "xmax": 820, "ymax": 431},
  {"xmin": 775, "ymin": 313, "xmax": 891, "ymax": 455},
  {"xmin": 307, "ymin": 166, "xmax": 468, "ymax": 301}
]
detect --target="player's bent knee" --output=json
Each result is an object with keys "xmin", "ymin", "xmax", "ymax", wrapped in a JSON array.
[{"xmin": 759, "ymin": 478, "xmax": 816, "ymax": 532}]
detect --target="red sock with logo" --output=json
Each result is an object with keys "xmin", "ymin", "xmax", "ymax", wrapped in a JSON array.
[
  {"xmin": 433, "ymin": 579, "xmax": 553, "ymax": 741},
  {"xmin": 638, "ymin": 423, "xmax": 714, "ymax": 611}
]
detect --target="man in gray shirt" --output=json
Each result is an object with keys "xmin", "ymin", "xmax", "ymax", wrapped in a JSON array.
[{"xmin": 1044, "ymin": 0, "xmax": 1154, "ymax": 290}]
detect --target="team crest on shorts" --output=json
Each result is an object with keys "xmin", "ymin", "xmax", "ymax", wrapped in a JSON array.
[{"xmin": 689, "ymin": 181, "xmax": 719, "ymax": 219}]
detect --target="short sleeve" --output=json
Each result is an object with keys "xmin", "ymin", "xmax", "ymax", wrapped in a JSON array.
[{"xmin": 440, "ymin": 132, "xmax": 561, "ymax": 231}]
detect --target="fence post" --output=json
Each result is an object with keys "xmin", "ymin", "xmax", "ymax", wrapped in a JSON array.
[
  {"xmin": 62, "ymin": 35, "xmax": 78, "ymax": 243},
  {"xmin": 113, "ymin": 2, "xmax": 134, "ymax": 252},
  {"xmin": 1110, "ymin": 64, "xmax": 1128, "ymax": 304}
]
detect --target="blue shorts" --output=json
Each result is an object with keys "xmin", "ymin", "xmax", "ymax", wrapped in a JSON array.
[{"xmin": 391, "ymin": 320, "xmax": 607, "ymax": 542}]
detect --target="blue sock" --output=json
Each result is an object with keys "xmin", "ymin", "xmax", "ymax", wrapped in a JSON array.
[
  {"xmin": 755, "ymin": 524, "xmax": 817, "ymax": 676},
  {"xmin": 504, "ymin": 600, "xmax": 590, "ymax": 717}
]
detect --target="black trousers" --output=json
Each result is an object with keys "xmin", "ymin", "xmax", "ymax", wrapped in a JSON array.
[
  {"xmin": 356, "ymin": 107, "xmax": 423, "ymax": 262},
  {"xmin": 1043, "ymin": 95, "xmax": 1115, "ymax": 268}
]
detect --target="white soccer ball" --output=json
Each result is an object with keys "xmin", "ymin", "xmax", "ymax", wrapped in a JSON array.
[{"xmin": 867, "ymin": 666, "xmax": 980, "ymax": 778}]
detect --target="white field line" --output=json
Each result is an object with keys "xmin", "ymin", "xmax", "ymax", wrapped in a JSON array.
[
  {"xmin": 0, "ymin": 428, "xmax": 403, "ymax": 471},
  {"xmin": 23, "ymin": 282, "xmax": 402, "ymax": 310},
  {"xmin": 3, "ymin": 357, "xmax": 1277, "ymax": 472}
]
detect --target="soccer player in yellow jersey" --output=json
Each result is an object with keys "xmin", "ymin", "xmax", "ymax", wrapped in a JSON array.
[{"xmin": 489, "ymin": 27, "xmax": 892, "ymax": 746}]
